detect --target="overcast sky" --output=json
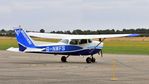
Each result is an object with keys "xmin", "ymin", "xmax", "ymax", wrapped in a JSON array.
[{"xmin": 0, "ymin": 0, "xmax": 149, "ymax": 31}]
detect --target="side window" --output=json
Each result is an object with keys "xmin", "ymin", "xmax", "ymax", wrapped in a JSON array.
[
  {"xmin": 79, "ymin": 39, "xmax": 87, "ymax": 44},
  {"xmin": 61, "ymin": 39, "xmax": 69, "ymax": 44},
  {"xmin": 70, "ymin": 39, "xmax": 78, "ymax": 45},
  {"xmin": 88, "ymin": 39, "xmax": 92, "ymax": 43}
]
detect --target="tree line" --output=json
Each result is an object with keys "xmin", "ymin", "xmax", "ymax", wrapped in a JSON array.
[
  {"xmin": 51, "ymin": 28, "xmax": 149, "ymax": 36},
  {"xmin": 0, "ymin": 28, "xmax": 149, "ymax": 37}
]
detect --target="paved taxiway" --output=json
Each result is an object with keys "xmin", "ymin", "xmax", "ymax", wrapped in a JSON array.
[{"xmin": 0, "ymin": 51, "xmax": 149, "ymax": 84}]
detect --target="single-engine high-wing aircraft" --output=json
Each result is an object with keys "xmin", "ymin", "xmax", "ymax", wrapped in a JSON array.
[{"xmin": 7, "ymin": 27, "xmax": 139, "ymax": 63}]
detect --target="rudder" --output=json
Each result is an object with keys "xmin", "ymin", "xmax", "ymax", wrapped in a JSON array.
[{"xmin": 14, "ymin": 28, "xmax": 35, "ymax": 51}]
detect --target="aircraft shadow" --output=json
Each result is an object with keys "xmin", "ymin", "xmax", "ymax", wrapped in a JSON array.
[{"xmin": 9, "ymin": 60, "xmax": 103, "ymax": 65}]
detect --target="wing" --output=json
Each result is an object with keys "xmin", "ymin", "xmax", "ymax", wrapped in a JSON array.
[{"xmin": 27, "ymin": 32, "xmax": 139, "ymax": 39}]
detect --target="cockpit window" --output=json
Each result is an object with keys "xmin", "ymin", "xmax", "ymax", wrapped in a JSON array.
[
  {"xmin": 68, "ymin": 39, "xmax": 92, "ymax": 45},
  {"xmin": 79, "ymin": 39, "xmax": 87, "ymax": 44},
  {"xmin": 70, "ymin": 39, "xmax": 79, "ymax": 45}
]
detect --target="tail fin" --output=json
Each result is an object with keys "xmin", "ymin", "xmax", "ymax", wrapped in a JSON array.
[{"xmin": 14, "ymin": 28, "xmax": 36, "ymax": 51}]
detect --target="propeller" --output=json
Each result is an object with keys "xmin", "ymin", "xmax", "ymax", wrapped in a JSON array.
[
  {"xmin": 100, "ymin": 49, "xmax": 103, "ymax": 57},
  {"xmin": 98, "ymin": 49, "xmax": 103, "ymax": 57},
  {"xmin": 98, "ymin": 38, "xmax": 103, "ymax": 57}
]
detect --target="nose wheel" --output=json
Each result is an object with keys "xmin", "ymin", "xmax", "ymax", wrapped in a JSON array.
[{"xmin": 86, "ymin": 57, "xmax": 96, "ymax": 63}]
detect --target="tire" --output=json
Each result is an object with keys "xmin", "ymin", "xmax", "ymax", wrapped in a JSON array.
[
  {"xmin": 91, "ymin": 57, "xmax": 96, "ymax": 63},
  {"xmin": 61, "ymin": 56, "xmax": 67, "ymax": 62},
  {"xmin": 86, "ymin": 57, "xmax": 92, "ymax": 63}
]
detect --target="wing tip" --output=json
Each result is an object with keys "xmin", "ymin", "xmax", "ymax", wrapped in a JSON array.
[{"xmin": 128, "ymin": 34, "xmax": 140, "ymax": 37}]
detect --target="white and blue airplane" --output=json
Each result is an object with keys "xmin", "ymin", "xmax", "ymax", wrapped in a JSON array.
[{"xmin": 7, "ymin": 27, "xmax": 139, "ymax": 63}]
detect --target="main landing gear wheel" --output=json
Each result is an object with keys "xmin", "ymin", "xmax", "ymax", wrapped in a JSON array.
[
  {"xmin": 61, "ymin": 56, "xmax": 67, "ymax": 62},
  {"xmin": 86, "ymin": 57, "xmax": 96, "ymax": 63},
  {"xmin": 86, "ymin": 57, "xmax": 92, "ymax": 63},
  {"xmin": 91, "ymin": 57, "xmax": 96, "ymax": 63}
]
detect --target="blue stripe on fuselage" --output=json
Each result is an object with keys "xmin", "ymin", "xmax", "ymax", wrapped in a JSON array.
[
  {"xmin": 36, "ymin": 49, "xmax": 101, "ymax": 55},
  {"xmin": 38, "ymin": 45, "xmax": 83, "ymax": 52},
  {"xmin": 33, "ymin": 45, "xmax": 102, "ymax": 55}
]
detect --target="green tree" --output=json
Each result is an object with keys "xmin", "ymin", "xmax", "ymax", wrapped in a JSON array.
[{"xmin": 40, "ymin": 29, "xmax": 45, "ymax": 33}]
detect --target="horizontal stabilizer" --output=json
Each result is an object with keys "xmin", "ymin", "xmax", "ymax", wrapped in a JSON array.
[
  {"xmin": 7, "ymin": 47, "xmax": 44, "ymax": 53},
  {"xmin": 7, "ymin": 47, "xmax": 19, "ymax": 52},
  {"xmin": 24, "ymin": 48, "xmax": 45, "ymax": 52}
]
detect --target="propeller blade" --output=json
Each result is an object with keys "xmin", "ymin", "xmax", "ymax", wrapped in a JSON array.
[
  {"xmin": 100, "ymin": 49, "xmax": 103, "ymax": 57},
  {"xmin": 98, "ymin": 49, "xmax": 103, "ymax": 57}
]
